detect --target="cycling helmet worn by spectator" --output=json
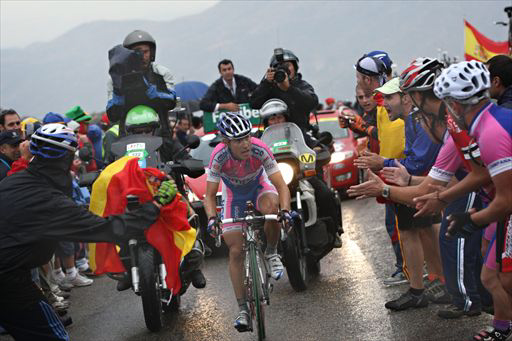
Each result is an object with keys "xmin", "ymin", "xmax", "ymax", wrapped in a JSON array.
[
  {"xmin": 123, "ymin": 30, "xmax": 157, "ymax": 62},
  {"xmin": 30, "ymin": 123, "xmax": 78, "ymax": 159},
  {"xmin": 434, "ymin": 60, "xmax": 490, "ymax": 103},
  {"xmin": 400, "ymin": 58, "xmax": 447, "ymax": 124},
  {"xmin": 217, "ymin": 112, "xmax": 252, "ymax": 139},
  {"xmin": 125, "ymin": 105, "xmax": 160, "ymax": 132},
  {"xmin": 400, "ymin": 57, "xmax": 444, "ymax": 92},
  {"xmin": 260, "ymin": 99, "xmax": 289, "ymax": 127}
]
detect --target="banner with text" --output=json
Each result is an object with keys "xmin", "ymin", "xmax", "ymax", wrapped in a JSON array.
[{"xmin": 203, "ymin": 103, "xmax": 261, "ymax": 133}]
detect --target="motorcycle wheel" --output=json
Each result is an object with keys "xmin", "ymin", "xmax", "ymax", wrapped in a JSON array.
[
  {"xmin": 138, "ymin": 244, "xmax": 163, "ymax": 332},
  {"xmin": 283, "ymin": 228, "xmax": 308, "ymax": 292}
]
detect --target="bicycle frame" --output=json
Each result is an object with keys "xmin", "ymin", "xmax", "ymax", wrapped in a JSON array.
[{"xmin": 217, "ymin": 201, "xmax": 278, "ymax": 339}]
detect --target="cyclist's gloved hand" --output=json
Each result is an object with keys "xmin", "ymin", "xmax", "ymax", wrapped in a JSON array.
[
  {"xmin": 207, "ymin": 216, "xmax": 221, "ymax": 238},
  {"xmin": 279, "ymin": 209, "xmax": 299, "ymax": 225},
  {"xmin": 154, "ymin": 180, "xmax": 177, "ymax": 206},
  {"xmin": 446, "ymin": 212, "xmax": 482, "ymax": 238}
]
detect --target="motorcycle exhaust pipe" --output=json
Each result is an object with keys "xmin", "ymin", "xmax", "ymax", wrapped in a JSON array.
[{"xmin": 128, "ymin": 239, "xmax": 140, "ymax": 293}]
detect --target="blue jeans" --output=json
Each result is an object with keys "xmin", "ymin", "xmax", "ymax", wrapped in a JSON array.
[
  {"xmin": 439, "ymin": 192, "xmax": 489, "ymax": 310},
  {"xmin": 385, "ymin": 203, "xmax": 403, "ymax": 272}
]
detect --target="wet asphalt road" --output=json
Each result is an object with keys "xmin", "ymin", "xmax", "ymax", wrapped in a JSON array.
[{"xmin": 3, "ymin": 198, "xmax": 492, "ymax": 341}]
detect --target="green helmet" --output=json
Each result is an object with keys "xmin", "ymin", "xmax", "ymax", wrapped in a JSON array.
[{"xmin": 125, "ymin": 105, "xmax": 159, "ymax": 131}]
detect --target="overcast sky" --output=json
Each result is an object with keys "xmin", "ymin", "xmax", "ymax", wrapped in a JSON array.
[{"xmin": 0, "ymin": 0, "xmax": 218, "ymax": 49}]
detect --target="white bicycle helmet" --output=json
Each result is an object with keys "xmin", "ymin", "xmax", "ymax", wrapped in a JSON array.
[
  {"xmin": 216, "ymin": 112, "xmax": 252, "ymax": 139},
  {"xmin": 30, "ymin": 123, "xmax": 78, "ymax": 159},
  {"xmin": 434, "ymin": 60, "xmax": 490, "ymax": 102}
]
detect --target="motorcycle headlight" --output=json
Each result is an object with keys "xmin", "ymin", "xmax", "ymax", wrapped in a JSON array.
[
  {"xmin": 330, "ymin": 151, "xmax": 354, "ymax": 164},
  {"xmin": 278, "ymin": 162, "xmax": 295, "ymax": 185}
]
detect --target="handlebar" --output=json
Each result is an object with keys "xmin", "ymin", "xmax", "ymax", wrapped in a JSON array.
[
  {"xmin": 214, "ymin": 214, "xmax": 280, "ymax": 248},
  {"xmin": 221, "ymin": 214, "xmax": 279, "ymax": 224}
]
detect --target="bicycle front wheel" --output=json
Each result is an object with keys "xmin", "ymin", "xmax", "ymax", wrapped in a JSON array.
[{"xmin": 249, "ymin": 243, "xmax": 266, "ymax": 340}]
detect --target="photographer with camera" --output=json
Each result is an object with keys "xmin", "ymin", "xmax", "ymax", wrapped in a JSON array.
[
  {"xmin": 251, "ymin": 50, "xmax": 342, "ymax": 246},
  {"xmin": 250, "ymin": 48, "xmax": 318, "ymax": 134}
]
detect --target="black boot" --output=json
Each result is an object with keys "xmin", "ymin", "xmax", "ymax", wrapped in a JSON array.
[{"xmin": 190, "ymin": 269, "xmax": 206, "ymax": 289}]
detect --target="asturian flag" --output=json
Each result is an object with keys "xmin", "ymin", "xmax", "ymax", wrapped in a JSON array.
[
  {"xmin": 88, "ymin": 156, "xmax": 196, "ymax": 293},
  {"xmin": 464, "ymin": 20, "xmax": 509, "ymax": 62}
]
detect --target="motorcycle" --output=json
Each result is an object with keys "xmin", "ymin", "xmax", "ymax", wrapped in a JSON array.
[
  {"xmin": 107, "ymin": 132, "xmax": 205, "ymax": 332},
  {"xmin": 261, "ymin": 122, "xmax": 335, "ymax": 291}
]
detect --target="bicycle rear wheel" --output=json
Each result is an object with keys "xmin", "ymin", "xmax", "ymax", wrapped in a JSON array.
[{"xmin": 249, "ymin": 243, "xmax": 266, "ymax": 340}]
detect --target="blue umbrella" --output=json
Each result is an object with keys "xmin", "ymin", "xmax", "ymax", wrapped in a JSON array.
[{"xmin": 175, "ymin": 81, "xmax": 208, "ymax": 101}]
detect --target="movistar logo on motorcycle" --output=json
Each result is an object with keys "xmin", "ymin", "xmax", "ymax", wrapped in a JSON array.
[
  {"xmin": 203, "ymin": 103, "xmax": 260, "ymax": 133},
  {"xmin": 126, "ymin": 142, "xmax": 149, "ymax": 168}
]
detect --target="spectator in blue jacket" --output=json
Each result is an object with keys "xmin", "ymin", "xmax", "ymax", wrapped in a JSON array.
[{"xmin": 353, "ymin": 77, "xmax": 446, "ymax": 311}]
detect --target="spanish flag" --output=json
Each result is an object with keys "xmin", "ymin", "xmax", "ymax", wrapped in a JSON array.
[
  {"xmin": 464, "ymin": 20, "xmax": 509, "ymax": 62},
  {"xmin": 88, "ymin": 156, "xmax": 196, "ymax": 293}
]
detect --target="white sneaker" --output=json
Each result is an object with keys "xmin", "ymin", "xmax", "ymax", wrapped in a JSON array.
[
  {"xmin": 63, "ymin": 273, "xmax": 93, "ymax": 287},
  {"xmin": 52, "ymin": 270, "xmax": 65, "ymax": 283},
  {"xmin": 77, "ymin": 263, "xmax": 90, "ymax": 272},
  {"xmin": 265, "ymin": 254, "xmax": 284, "ymax": 280}
]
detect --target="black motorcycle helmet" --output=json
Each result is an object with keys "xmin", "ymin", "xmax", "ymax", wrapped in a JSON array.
[
  {"xmin": 269, "ymin": 48, "xmax": 299, "ymax": 72},
  {"xmin": 123, "ymin": 30, "xmax": 156, "ymax": 62}
]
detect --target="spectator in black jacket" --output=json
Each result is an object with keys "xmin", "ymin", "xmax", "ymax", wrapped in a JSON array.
[
  {"xmin": 200, "ymin": 59, "xmax": 257, "ymax": 113},
  {"xmin": 486, "ymin": 54, "xmax": 512, "ymax": 109},
  {"xmin": 0, "ymin": 123, "xmax": 177, "ymax": 340},
  {"xmin": 0, "ymin": 131, "xmax": 21, "ymax": 181},
  {"xmin": 250, "ymin": 49, "xmax": 318, "ymax": 133}
]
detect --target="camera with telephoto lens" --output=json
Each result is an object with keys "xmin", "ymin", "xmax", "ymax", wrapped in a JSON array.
[{"xmin": 273, "ymin": 48, "xmax": 290, "ymax": 83}]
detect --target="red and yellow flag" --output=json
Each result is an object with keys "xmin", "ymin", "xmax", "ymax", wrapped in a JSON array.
[
  {"xmin": 464, "ymin": 20, "xmax": 509, "ymax": 62},
  {"xmin": 88, "ymin": 156, "xmax": 196, "ymax": 293}
]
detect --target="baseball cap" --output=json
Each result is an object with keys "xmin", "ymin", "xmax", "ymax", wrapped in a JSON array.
[
  {"xmin": 65, "ymin": 106, "xmax": 91, "ymax": 123},
  {"xmin": 0, "ymin": 130, "xmax": 22, "ymax": 145},
  {"xmin": 43, "ymin": 112, "xmax": 70, "ymax": 124},
  {"xmin": 374, "ymin": 77, "xmax": 402, "ymax": 95},
  {"xmin": 367, "ymin": 50, "xmax": 393, "ymax": 73}
]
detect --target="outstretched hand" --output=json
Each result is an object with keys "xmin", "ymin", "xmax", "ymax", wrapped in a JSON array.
[
  {"xmin": 353, "ymin": 150, "xmax": 384, "ymax": 171},
  {"xmin": 346, "ymin": 170, "xmax": 384, "ymax": 200},
  {"xmin": 382, "ymin": 160, "xmax": 409, "ymax": 187},
  {"xmin": 412, "ymin": 184, "xmax": 448, "ymax": 217}
]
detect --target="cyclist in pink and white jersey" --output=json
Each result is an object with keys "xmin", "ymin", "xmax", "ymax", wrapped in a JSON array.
[
  {"xmin": 434, "ymin": 60, "xmax": 512, "ymax": 341},
  {"xmin": 203, "ymin": 112, "xmax": 291, "ymax": 332}
]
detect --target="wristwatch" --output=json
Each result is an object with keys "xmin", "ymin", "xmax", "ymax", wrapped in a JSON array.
[{"xmin": 382, "ymin": 185, "xmax": 390, "ymax": 198}]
